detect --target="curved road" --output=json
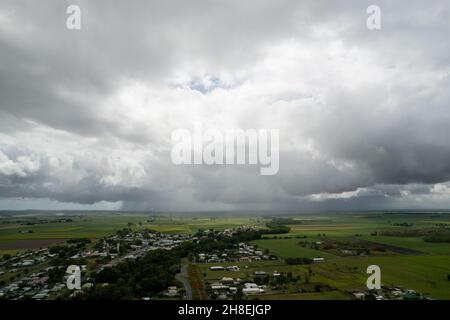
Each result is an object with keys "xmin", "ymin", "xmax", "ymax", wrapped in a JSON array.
[{"xmin": 175, "ymin": 264, "xmax": 193, "ymax": 300}]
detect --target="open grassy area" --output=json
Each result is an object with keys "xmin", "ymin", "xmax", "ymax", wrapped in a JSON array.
[
  {"xmin": 360, "ymin": 235, "xmax": 450, "ymax": 255},
  {"xmin": 252, "ymin": 238, "xmax": 337, "ymax": 259},
  {"xmin": 258, "ymin": 291, "xmax": 352, "ymax": 300},
  {"xmin": 310, "ymin": 255, "xmax": 450, "ymax": 299},
  {"xmin": 198, "ymin": 260, "xmax": 289, "ymax": 281}
]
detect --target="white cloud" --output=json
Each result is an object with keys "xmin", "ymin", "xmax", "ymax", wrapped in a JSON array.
[{"xmin": 0, "ymin": 0, "xmax": 450, "ymax": 211}]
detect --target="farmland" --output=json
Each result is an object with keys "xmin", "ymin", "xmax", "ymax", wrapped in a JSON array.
[
  {"xmin": 246, "ymin": 214, "xmax": 450, "ymax": 299},
  {"xmin": 0, "ymin": 212, "xmax": 263, "ymax": 255},
  {"xmin": 197, "ymin": 212, "xmax": 450, "ymax": 300},
  {"xmin": 0, "ymin": 211, "xmax": 449, "ymax": 300}
]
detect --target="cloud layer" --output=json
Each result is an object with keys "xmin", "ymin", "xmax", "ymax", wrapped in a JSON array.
[{"xmin": 0, "ymin": 0, "xmax": 450, "ymax": 211}]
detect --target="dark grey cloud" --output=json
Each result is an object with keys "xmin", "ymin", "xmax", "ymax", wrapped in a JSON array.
[{"xmin": 0, "ymin": 1, "xmax": 450, "ymax": 211}]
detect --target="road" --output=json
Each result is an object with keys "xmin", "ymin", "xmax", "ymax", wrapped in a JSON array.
[{"xmin": 175, "ymin": 264, "xmax": 193, "ymax": 300}]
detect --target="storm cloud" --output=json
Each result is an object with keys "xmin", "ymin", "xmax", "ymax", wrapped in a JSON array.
[{"xmin": 0, "ymin": 0, "xmax": 450, "ymax": 211}]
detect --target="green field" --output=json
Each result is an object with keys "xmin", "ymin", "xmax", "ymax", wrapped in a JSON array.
[
  {"xmin": 249, "ymin": 213, "xmax": 450, "ymax": 299},
  {"xmin": 258, "ymin": 291, "xmax": 352, "ymax": 300},
  {"xmin": 310, "ymin": 255, "xmax": 450, "ymax": 299},
  {"xmin": 252, "ymin": 238, "xmax": 337, "ymax": 259}
]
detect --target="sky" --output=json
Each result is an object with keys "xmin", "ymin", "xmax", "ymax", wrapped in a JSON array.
[{"xmin": 0, "ymin": 0, "xmax": 450, "ymax": 212}]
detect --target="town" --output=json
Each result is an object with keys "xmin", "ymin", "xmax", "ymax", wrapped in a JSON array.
[
  {"xmin": 0, "ymin": 214, "xmax": 439, "ymax": 301},
  {"xmin": 0, "ymin": 228, "xmax": 191, "ymax": 299}
]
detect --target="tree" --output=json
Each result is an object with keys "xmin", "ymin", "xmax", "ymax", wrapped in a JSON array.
[
  {"xmin": 287, "ymin": 272, "xmax": 293, "ymax": 281},
  {"xmin": 304, "ymin": 275, "xmax": 310, "ymax": 284},
  {"xmin": 87, "ymin": 260, "xmax": 98, "ymax": 270}
]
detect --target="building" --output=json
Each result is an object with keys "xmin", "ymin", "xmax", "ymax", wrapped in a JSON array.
[
  {"xmin": 210, "ymin": 266, "xmax": 225, "ymax": 271},
  {"xmin": 226, "ymin": 266, "xmax": 240, "ymax": 271},
  {"xmin": 239, "ymin": 257, "xmax": 252, "ymax": 262},
  {"xmin": 242, "ymin": 283, "xmax": 264, "ymax": 295},
  {"xmin": 167, "ymin": 286, "xmax": 178, "ymax": 296}
]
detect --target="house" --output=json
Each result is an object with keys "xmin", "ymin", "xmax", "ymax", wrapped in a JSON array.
[
  {"xmin": 404, "ymin": 292, "xmax": 419, "ymax": 300},
  {"xmin": 210, "ymin": 266, "xmax": 225, "ymax": 271},
  {"xmin": 392, "ymin": 290, "xmax": 403, "ymax": 297},
  {"xmin": 353, "ymin": 292, "xmax": 365, "ymax": 299},
  {"xmin": 254, "ymin": 271, "xmax": 266, "ymax": 277},
  {"xmin": 226, "ymin": 266, "xmax": 240, "ymax": 271},
  {"xmin": 239, "ymin": 257, "xmax": 252, "ymax": 262},
  {"xmin": 211, "ymin": 283, "xmax": 229, "ymax": 290},
  {"xmin": 85, "ymin": 251, "xmax": 101, "ymax": 258},
  {"xmin": 156, "ymin": 239, "xmax": 174, "ymax": 247},
  {"xmin": 32, "ymin": 292, "xmax": 48, "ymax": 300},
  {"xmin": 167, "ymin": 286, "xmax": 178, "ymax": 296},
  {"xmin": 21, "ymin": 260, "xmax": 35, "ymax": 267},
  {"xmin": 243, "ymin": 283, "xmax": 264, "ymax": 295}
]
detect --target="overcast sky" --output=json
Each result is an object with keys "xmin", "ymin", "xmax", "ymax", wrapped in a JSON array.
[{"xmin": 0, "ymin": 0, "xmax": 449, "ymax": 212}]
